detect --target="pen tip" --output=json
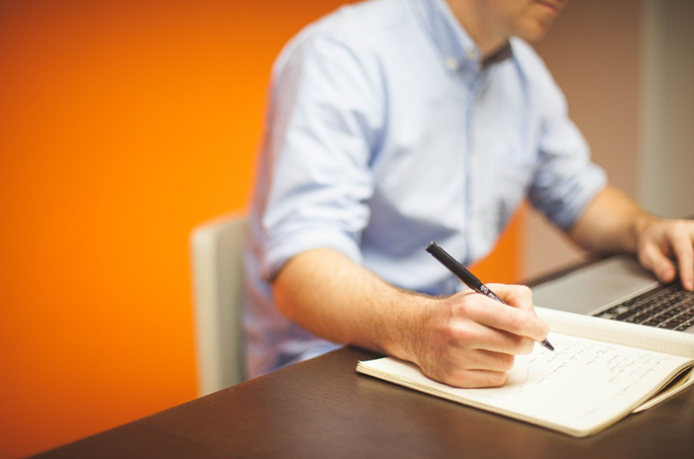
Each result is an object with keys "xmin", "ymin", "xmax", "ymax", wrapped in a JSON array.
[{"xmin": 542, "ymin": 340, "xmax": 555, "ymax": 352}]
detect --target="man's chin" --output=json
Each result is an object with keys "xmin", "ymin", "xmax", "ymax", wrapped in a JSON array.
[{"xmin": 517, "ymin": 23, "xmax": 553, "ymax": 43}]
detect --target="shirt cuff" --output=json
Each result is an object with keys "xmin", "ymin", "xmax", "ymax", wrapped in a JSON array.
[
  {"xmin": 262, "ymin": 229, "xmax": 363, "ymax": 282},
  {"xmin": 545, "ymin": 163, "xmax": 608, "ymax": 231}
]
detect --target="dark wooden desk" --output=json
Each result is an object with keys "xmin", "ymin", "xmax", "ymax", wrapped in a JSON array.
[{"xmin": 36, "ymin": 343, "xmax": 694, "ymax": 459}]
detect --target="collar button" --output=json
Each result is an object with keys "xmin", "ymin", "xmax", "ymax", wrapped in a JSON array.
[{"xmin": 445, "ymin": 57, "xmax": 458, "ymax": 71}]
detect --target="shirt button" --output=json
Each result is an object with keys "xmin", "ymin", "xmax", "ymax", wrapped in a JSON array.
[
  {"xmin": 445, "ymin": 57, "xmax": 458, "ymax": 71},
  {"xmin": 466, "ymin": 49, "xmax": 478, "ymax": 60}
]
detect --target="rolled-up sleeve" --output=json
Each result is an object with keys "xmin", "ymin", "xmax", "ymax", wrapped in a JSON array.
[
  {"xmin": 527, "ymin": 71, "xmax": 607, "ymax": 231},
  {"xmin": 258, "ymin": 29, "xmax": 384, "ymax": 281}
]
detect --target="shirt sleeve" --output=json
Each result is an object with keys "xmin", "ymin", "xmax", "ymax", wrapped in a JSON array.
[
  {"xmin": 526, "ymin": 60, "xmax": 607, "ymax": 232},
  {"xmin": 257, "ymin": 26, "xmax": 384, "ymax": 282}
]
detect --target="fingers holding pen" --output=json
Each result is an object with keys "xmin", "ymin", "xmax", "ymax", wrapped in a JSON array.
[
  {"xmin": 456, "ymin": 288, "xmax": 549, "ymax": 347},
  {"xmin": 458, "ymin": 289, "xmax": 549, "ymax": 347},
  {"xmin": 486, "ymin": 283, "xmax": 535, "ymax": 312},
  {"xmin": 424, "ymin": 243, "xmax": 551, "ymax": 347},
  {"xmin": 412, "ymin": 290, "xmax": 547, "ymax": 388},
  {"xmin": 416, "ymin": 243, "xmax": 551, "ymax": 387}
]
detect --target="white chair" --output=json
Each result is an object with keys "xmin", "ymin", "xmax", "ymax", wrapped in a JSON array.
[{"xmin": 190, "ymin": 214, "xmax": 247, "ymax": 396}]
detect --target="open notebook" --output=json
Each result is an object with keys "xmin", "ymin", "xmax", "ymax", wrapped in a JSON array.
[{"xmin": 357, "ymin": 306, "xmax": 694, "ymax": 437}]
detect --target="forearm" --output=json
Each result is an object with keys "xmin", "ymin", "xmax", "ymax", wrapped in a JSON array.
[
  {"xmin": 272, "ymin": 247, "xmax": 549, "ymax": 387},
  {"xmin": 272, "ymin": 248, "xmax": 432, "ymax": 361},
  {"xmin": 569, "ymin": 185, "xmax": 655, "ymax": 254}
]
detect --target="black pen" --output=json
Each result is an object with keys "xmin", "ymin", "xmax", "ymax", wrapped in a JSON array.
[{"xmin": 426, "ymin": 241, "xmax": 555, "ymax": 352}]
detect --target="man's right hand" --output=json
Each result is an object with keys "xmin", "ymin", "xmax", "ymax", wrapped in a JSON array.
[{"xmin": 403, "ymin": 284, "xmax": 549, "ymax": 388}]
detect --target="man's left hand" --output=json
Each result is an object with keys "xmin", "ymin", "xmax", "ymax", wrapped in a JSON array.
[{"xmin": 635, "ymin": 217, "xmax": 694, "ymax": 291}]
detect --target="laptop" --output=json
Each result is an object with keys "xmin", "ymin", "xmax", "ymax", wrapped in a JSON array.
[{"xmin": 530, "ymin": 255, "xmax": 694, "ymax": 335}]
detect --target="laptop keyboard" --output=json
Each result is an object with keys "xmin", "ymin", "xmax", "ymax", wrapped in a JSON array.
[{"xmin": 593, "ymin": 283, "xmax": 694, "ymax": 331}]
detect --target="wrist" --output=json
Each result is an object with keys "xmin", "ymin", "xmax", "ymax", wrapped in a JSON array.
[
  {"xmin": 631, "ymin": 212, "xmax": 659, "ymax": 252},
  {"xmin": 386, "ymin": 291, "xmax": 439, "ymax": 364}
]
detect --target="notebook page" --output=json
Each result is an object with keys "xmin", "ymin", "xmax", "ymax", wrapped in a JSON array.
[
  {"xmin": 535, "ymin": 306, "xmax": 694, "ymax": 358},
  {"xmin": 358, "ymin": 333, "xmax": 692, "ymax": 437},
  {"xmin": 632, "ymin": 367, "xmax": 694, "ymax": 412}
]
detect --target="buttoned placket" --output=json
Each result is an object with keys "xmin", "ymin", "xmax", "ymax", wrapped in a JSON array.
[{"xmin": 461, "ymin": 60, "xmax": 490, "ymax": 267}]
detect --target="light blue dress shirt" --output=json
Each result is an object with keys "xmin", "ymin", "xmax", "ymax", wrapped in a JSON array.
[{"xmin": 243, "ymin": 0, "xmax": 607, "ymax": 378}]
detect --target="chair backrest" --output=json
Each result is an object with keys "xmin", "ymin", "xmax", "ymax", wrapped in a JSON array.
[{"xmin": 190, "ymin": 214, "xmax": 247, "ymax": 396}]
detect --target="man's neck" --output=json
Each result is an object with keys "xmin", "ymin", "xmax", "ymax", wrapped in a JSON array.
[{"xmin": 445, "ymin": 0, "xmax": 510, "ymax": 59}]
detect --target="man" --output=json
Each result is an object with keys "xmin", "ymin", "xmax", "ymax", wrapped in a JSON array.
[{"xmin": 243, "ymin": 0, "xmax": 694, "ymax": 387}]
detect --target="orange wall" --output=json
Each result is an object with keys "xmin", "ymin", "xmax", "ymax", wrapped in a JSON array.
[{"xmin": 0, "ymin": 1, "xmax": 521, "ymax": 457}]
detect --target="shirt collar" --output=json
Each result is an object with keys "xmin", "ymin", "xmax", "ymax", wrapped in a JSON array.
[
  {"xmin": 408, "ymin": 0, "xmax": 513, "ymax": 73},
  {"xmin": 482, "ymin": 41, "xmax": 513, "ymax": 69}
]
